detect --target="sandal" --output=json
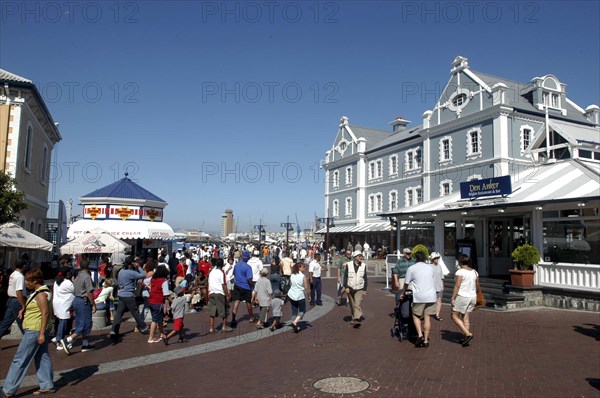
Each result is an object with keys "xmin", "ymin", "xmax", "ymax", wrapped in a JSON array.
[
  {"xmin": 434, "ymin": 315, "xmax": 443, "ymax": 321},
  {"xmin": 33, "ymin": 389, "xmax": 56, "ymax": 395}
]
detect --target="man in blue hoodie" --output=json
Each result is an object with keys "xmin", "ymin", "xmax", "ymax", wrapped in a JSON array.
[
  {"xmin": 109, "ymin": 257, "xmax": 149, "ymax": 343},
  {"xmin": 230, "ymin": 251, "xmax": 254, "ymax": 328}
]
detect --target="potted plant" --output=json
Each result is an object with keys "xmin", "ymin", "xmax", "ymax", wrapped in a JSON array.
[
  {"xmin": 509, "ymin": 244, "xmax": 541, "ymax": 287},
  {"xmin": 411, "ymin": 244, "xmax": 430, "ymax": 261}
]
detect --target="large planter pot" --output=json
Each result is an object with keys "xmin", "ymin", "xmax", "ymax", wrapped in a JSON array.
[{"xmin": 509, "ymin": 269, "xmax": 535, "ymax": 287}]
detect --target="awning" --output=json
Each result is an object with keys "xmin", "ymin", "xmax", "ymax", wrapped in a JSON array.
[
  {"xmin": 60, "ymin": 228, "xmax": 130, "ymax": 255},
  {"xmin": 0, "ymin": 223, "xmax": 53, "ymax": 251},
  {"xmin": 67, "ymin": 219, "xmax": 176, "ymax": 240},
  {"xmin": 548, "ymin": 120, "xmax": 600, "ymax": 145},
  {"xmin": 381, "ymin": 159, "xmax": 600, "ymax": 217},
  {"xmin": 317, "ymin": 221, "xmax": 390, "ymax": 234}
]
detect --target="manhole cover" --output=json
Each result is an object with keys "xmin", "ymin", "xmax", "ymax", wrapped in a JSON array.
[{"xmin": 312, "ymin": 376, "xmax": 371, "ymax": 394}]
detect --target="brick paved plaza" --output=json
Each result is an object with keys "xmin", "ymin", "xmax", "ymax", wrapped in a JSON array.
[{"xmin": 1, "ymin": 277, "xmax": 599, "ymax": 398}]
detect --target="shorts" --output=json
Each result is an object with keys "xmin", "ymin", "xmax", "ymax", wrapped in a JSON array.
[
  {"xmin": 173, "ymin": 318, "xmax": 184, "ymax": 331},
  {"xmin": 453, "ymin": 295, "xmax": 476, "ymax": 314},
  {"xmin": 412, "ymin": 302, "xmax": 436, "ymax": 318},
  {"xmin": 208, "ymin": 294, "xmax": 227, "ymax": 318},
  {"xmin": 149, "ymin": 303, "xmax": 164, "ymax": 323},
  {"xmin": 232, "ymin": 285, "xmax": 252, "ymax": 303},
  {"xmin": 436, "ymin": 291, "xmax": 443, "ymax": 299}
]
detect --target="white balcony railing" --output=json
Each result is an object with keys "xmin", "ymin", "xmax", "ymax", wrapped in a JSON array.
[{"xmin": 534, "ymin": 262, "xmax": 600, "ymax": 291}]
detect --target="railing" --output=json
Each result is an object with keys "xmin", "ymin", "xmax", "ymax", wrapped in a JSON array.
[{"xmin": 534, "ymin": 262, "xmax": 600, "ymax": 290}]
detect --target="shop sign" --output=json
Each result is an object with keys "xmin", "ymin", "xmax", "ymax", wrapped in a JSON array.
[
  {"xmin": 84, "ymin": 205, "xmax": 106, "ymax": 220},
  {"xmin": 460, "ymin": 175, "xmax": 512, "ymax": 199},
  {"xmin": 108, "ymin": 205, "xmax": 140, "ymax": 220}
]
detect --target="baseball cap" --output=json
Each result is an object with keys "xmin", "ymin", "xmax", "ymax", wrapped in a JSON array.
[
  {"xmin": 241, "ymin": 251, "xmax": 251, "ymax": 261},
  {"xmin": 403, "ymin": 248, "xmax": 412, "ymax": 254}
]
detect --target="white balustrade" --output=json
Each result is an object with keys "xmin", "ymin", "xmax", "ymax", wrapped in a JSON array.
[{"xmin": 534, "ymin": 262, "xmax": 600, "ymax": 291}]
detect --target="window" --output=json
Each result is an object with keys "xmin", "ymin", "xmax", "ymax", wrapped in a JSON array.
[
  {"xmin": 448, "ymin": 88, "xmax": 471, "ymax": 113},
  {"xmin": 440, "ymin": 180, "xmax": 452, "ymax": 196},
  {"xmin": 405, "ymin": 186, "xmax": 422, "ymax": 207},
  {"xmin": 543, "ymin": 91, "xmax": 561, "ymax": 109},
  {"xmin": 452, "ymin": 93, "xmax": 467, "ymax": 107},
  {"xmin": 405, "ymin": 147, "xmax": 422, "ymax": 171},
  {"xmin": 345, "ymin": 166, "xmax": 353, "ymax": 185},
  {"xmin": 332, "ymin": 170, "xmax": 339, "ymax": 188},
  {"xmin": 30, "ymin": 221, "xmax": 34, "ymax": 233},
  {"xmin": 520, "ymin": 125, "xmax": 534, "ymax": 153},
  {"xmin": 466, "ymin": 128, "xmax": 482, "ymax": 158},
  {"xmin": 368, "ymin": 159, "xmax": 383, "ymax": 180},
  {"xmin": 439, "ymin": 137, "xmax": 452, "ymax": 163},
  {"xmin": 345, "ymin": 197, "xmax": 352, "ymax": 216},
  {"xmin": 41, "ymin": 146, "xmax": 48, "ymax": 183},
  {"xmin": 406, "ymin": 190, "xmax": 413, "ymax": 207},
  {"xmin": 24, "ymin": 125, "xmax": 33, "ymax": 170},
  {"xmin": 389, "ymin": 155, "xmax": 398, "ymax": 175},
  {"xmin": 332, "ymin": 200, "xmax": 339, "ymax": 217},
  {"xmin": 368, "ymin": 193, "xmax": 382, "ymax": 213},
  {"xmin": 389, "ymin": 190, "xmax": 398, "ymax": 211}
]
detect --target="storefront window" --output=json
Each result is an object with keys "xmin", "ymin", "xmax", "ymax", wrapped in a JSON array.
[
  {"xmin": 444, "ymin": 221, "xmax": 456, "ymax": 256},
  {"xmin": 543, "ymin": 216, "xmax": 599, "ymax": 264},
  {"xmin": 399, "ymin": 219, "xmax": 434, "ymax": 253},
  {"xmin": 463, "ymin": 220, "xmax": 484, "ymax": 261}
]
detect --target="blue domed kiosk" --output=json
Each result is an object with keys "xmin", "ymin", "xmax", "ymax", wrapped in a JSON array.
[{"xmin": 67, "ymin": 175, "xmax": 175, "ymax": 255}]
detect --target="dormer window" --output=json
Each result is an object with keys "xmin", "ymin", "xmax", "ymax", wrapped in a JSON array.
[{"xmin": 533, "ymin": 75, "xmax": 565, "ymax": 114}]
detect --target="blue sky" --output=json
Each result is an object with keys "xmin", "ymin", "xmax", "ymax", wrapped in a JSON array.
[{"xmin": 1, "ymin": 1, "xmax": 599, "ymax": 235}]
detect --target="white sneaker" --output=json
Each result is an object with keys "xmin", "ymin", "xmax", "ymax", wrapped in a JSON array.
[
  {"xmin": 56, "ymin": 345, "xmax": 63, "ymax": 351},
  {"xmin": 51, "ymin": 337, "xmax": 57, "ymax": 345}
]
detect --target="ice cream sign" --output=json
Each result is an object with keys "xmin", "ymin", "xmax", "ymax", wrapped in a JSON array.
[
  {"xmin": 460, "ymin": 176, "xmax": 512, "ymax": 199},
  {"xmin": 83, "ymin": 205, "xmax": 107, "ymax": 220}
]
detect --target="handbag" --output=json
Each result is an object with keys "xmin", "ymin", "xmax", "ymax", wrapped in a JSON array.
[{"xmin": 474, "ymin": 291, "xmax": 486, "ymax": 310}]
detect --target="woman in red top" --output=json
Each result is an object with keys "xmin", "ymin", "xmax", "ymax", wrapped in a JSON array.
[
  {"xmin": 175, "ymin": 257, "xmax": 186, "ymax": 287},
  {"xmin": 147, "ymin": 266, "xmax": 171, "ymax": 343}
]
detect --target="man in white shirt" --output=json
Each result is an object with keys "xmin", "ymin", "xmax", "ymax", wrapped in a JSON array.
[
  {"xmin": 0, "ymin": 260, "xmax": 25, "ymax": 339},
  {"xmin": 208, "ymin": 258, "xmax": 233, "ymax": 333},
  {"xmin": 308, "ymin": 253, "xmax": 322, "ymax": 306},
  {"xmin": 363, "ymin": 242, "xmax": 370, "ymax": 260},
  {"xmin": 247, "ymin": 250, "xmax": 264, "ymax": 283},
  {"xmin": 400, "ymin": 251, "xmax": 436, "ymax": 348}
]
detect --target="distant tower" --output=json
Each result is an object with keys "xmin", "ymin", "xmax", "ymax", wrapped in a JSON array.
[{"xmin": 221, "ymin": 209, "xmax": 234, "ymax": 237}]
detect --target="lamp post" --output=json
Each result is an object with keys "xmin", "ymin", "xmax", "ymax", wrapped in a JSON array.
[
  {"xmin": 389, "ymin": 217, "xmax": 397, "ymax": 254},
  {"xmin": 317, "ymin": 216, "xmax": 335, "ymax": 265},
  {"xmin": 281, "ymin": 216, "xmax": 294, "ymax": 249},
  {"xmin": 253, "ymin": 219, "xmax": 266, "ymax": 244}
]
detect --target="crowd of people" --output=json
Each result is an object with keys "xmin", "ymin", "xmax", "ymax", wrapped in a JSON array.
[{"xmin": 0, "ymin": 241, "xmax": 481, "ymax": 396}]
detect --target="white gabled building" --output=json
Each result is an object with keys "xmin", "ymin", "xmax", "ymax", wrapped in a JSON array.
[{"xmin": 320, "ymin": 56, "xmax": 600, "ymax": 297}]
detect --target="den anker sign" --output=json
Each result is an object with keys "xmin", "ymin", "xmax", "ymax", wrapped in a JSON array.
[{"xmin": 460, "ymin": 176, "xmax": 512, "ymax": 199}]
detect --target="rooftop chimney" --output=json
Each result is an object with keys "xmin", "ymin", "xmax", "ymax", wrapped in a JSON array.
[{"xmin": 389, "ymin": 115, "xmax": 411, "ymax": 132}]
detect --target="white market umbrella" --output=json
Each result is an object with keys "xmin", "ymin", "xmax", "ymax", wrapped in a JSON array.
[
  {"xmin": 0, "ymin": 223, "xmax": 53, "ymax": 251},
  {"xmin": 60, "ymin": 228, "xmax": 130, "ymax": 255}
]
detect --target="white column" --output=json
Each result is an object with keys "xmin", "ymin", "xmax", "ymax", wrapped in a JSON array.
[
  {"xmin": 356, "ymin": 138, "xmax": 367, "ymax": 224},
  {"xmin": 5, "ymin": 102, "xmax": 23, "ymax": 174},
  {"xmin": 493, "ymin": 107, "xmax": 511, "ymax": 176}
]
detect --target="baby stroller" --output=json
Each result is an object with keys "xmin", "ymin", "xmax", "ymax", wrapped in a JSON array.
[{"xmin": 390, "ymin": 290, "xmax": 416, "ymax": 342}]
